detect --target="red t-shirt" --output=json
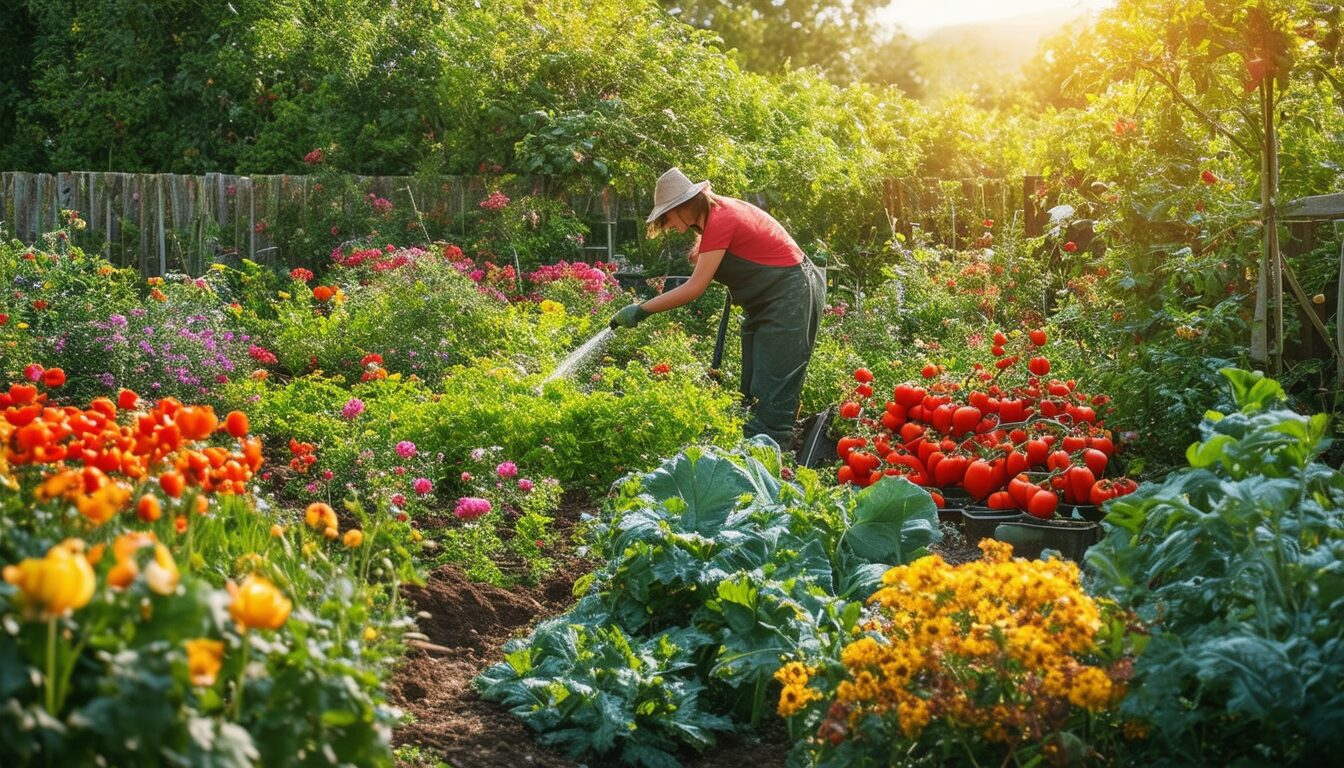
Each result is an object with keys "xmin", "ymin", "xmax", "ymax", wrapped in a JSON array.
[{"xmin": 697, "ymin": 196, "xmax": 804, "ymax": 267}]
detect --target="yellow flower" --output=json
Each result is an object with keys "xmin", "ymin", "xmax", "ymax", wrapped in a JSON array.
[
  {"xmin": 363, "ymin": 626, "xmax": 379, "ymax": 643},
  {"xmin": 144, "ymin": 544, "xmax": 180, "ymax": 595},
  {"xmin": 228, "ymin": 575, "xmax": 292, "ymax": 632},
  {"xmin": 539, "ymin": 299, "xmax": 564, "ymax": 314},
  {"xmin": 16, "ymin": 322, "xmax": 29, "ymax": 330},
  {"xmin": 210, "ymin": 263, "xmax": 227, "ymax": 271},
  {"xmin": 185, "ymin": 638, "xmax": 225, "ymax": 686},
  {"xmin": 3, "ymin": 539, "xmax": 96, "ymax": 617},
  {"xmin": 343, "ymin": 529, "xmax": 364, "ymax": 548},
  {"xmin": 277, "ymin": 290, "xmax": 291, "ymax": 300}
]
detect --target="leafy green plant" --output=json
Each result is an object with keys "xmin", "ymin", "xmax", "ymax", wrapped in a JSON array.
[
  {"xmin": 1088, "ymin": 367, "xmax": 1344, "ymax": 765},
  {"xmin": 477, "ymin": 440, "xmax": 939, "ymax": 765}
]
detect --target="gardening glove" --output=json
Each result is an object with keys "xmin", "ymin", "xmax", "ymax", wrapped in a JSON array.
[{"xmin": 608, "ymin": 303, "xmax": 650, "ymax": 330}]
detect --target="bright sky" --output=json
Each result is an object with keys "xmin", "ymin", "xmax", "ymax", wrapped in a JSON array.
[{"xmin": 877, "ymin": 0, "xmax": 1117, "ymax": 37}]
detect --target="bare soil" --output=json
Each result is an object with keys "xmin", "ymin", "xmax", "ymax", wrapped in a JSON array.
[{"xmin": 390, "ymin": 499, "xmax": 977, "ymax": 767}]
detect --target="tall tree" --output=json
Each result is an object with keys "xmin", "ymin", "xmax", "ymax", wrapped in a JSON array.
[{"xmin": 659, "ymin": 0, "xmax": 914, "ymax": 88}]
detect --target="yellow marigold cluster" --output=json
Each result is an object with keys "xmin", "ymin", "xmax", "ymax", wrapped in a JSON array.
[
  {"xmin": 773, "ymin": 661, "xmax": 823, "ymax": 717},
  {"xmin": 820, "ymin": 539, "xmax": 1124, "ymax": 747}
]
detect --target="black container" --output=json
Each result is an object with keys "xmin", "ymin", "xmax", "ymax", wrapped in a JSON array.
[
  {"xmin": 961, "ymin": 506, "xmax": 1023, "ymax": 546},
  {"xmin": 993, "ymin": 517, "xmax": 1102, "ymax": 562},
  {"xmin": 1063, "ymin": 503, "xmax": 1106, "ymax": 523}
]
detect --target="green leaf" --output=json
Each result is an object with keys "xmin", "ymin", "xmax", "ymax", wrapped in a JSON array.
[
  {"xmin": 641, "ymin": 448, "xmax": 757, "ymax": 536},
  {"xmin": 1187, "ymin": 434, "xmax": 1235, "ymax": 468},
  {"xmin": 839, "ymin": 476, "xmax": 938, "ymax": 565},
  {"xmin": 1219, "ymin": 367, "xmax": 1285, "ymax": 411}
]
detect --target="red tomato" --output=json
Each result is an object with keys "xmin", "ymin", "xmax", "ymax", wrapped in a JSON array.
[
  {"xmin": 962, "ymin": 459, "xmax": 997, "ymax": 500},
  {"xmin": 1026, "ymin": 489, "xmax": 1058, "ymax": 519},
  {"xmin": 1081, "ymin": 448, "xmax": 1108, "ymax": 477},
  {"xmin": 840, "ymin": 401, "xmax": 861, "ymax": 419},
  {"xmin": 1028, "ymin": 357, "xmax": 1050, "ymax": 377}
]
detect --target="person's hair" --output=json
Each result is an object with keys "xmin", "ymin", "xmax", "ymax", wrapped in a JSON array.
[{"xmin": 646, "ymin": 191, "xmax": 717, "ymax": 239}]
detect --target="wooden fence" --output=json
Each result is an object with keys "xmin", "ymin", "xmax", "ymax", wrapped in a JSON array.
[{"xmin": 1, "ymin": 170, "xmax": 1045, "ymax": 276}]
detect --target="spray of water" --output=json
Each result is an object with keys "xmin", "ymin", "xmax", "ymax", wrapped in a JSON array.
[{"xmin": 542, "ymin": 327, "xmax": 615, "ymax": 385}]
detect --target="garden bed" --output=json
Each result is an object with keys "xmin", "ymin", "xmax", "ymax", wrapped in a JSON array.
[{"xmin": 391, "ymin": 499, "xmax": 981, "ymax": 767}]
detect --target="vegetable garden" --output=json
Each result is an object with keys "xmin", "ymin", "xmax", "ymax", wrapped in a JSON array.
[{"xmin": 3, "ymin": 0, "xmax": 1344, "ymax": 766}]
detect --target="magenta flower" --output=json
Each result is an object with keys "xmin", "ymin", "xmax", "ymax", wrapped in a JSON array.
[
  {"xmin": 453, "ymin": 497, "xmax": 493, "ymax": 521},
  {"xmin": 341, "ymin": 398, "xmax": 365, "ymax": 420},
  {"xmin": 496, "ymin": 461, "xmax": 518, "ymax": 479},
  {"xmin": 395, "ymin": 440, "xmax": 418, "ymax": 459},
  {"xmin": 413, "ymin": 477, "xmax": 433, "ymax": 495},
  {"xmin": 517, "ymin": 478, "xmax": 534, "ymax": 492}
]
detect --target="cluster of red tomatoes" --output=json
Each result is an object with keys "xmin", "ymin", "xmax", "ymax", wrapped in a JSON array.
[{"xmin": 833, "ymin": 330, "xmax": 1138, "ymax": 519}]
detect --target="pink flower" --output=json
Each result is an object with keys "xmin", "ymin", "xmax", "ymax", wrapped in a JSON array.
[
  {"xmin": 321, "ymin": 469, "xmax": 334, "ymax": 480},
  {"xmin": 395, "ymin": 440, "xmax": 417, "ymax": 459},
  {"xmin": 330, "ymin": 225, "xmax": 340, "ymax": 236},
  {"xmin": 394, "ymin": 466, "xmax": 407, "ymax": 475},
  {"xmin": 517, "ymin": 478, "xmax": 534, "ymax": 492},
  {"xmin": 342, "ymin": 398, "xmax": 365, "ymax": 420},
  {"xmin": 391, "ymin": 493, "xmax": 406, "ymax": 506},
  {"xmin": 23, "ymin": 364, "xmax": 43, "ymax": 382},
  {"xmin": 496, "ymin": 461, "xmax": 518, "ymax": 479},
  {"xmin": 413, "ymin": 477, "xmax": 433, "ymax": 495},
  {"xmin": 303, "ymin": 148, "xmax": 324, "ymax": 165},
  {"xmin": 453, "ymin": 496, "xmax": 492, "ymax": 521},
  {"xmin": 461, "ymin": 471, "xmax": 473, "ymax": 482},
  {"xmin": 470, "ymin": 448, "xmax": 486, "ymax": 461},
  {"xmin": 479, "ymin": 191, "xmax": 510, "ymax": 211}
]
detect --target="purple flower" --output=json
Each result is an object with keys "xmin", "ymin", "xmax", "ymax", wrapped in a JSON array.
[
  {"xmin": 517, "ymin": 478, "xmax": 534, "ymax": 492},
  {"xmin": 453, "ymin": 496, "xmax": 492, "ymax": 521},
  {"xmin": 395, "ymin": 440, "xmax": 417, "ymax": 459},
  {"xmin": 413, "ymin": 477, "xmax": 433, "ymax": 495},
  {"xmin": 496, "ymin": 461, "xmax": 518, "ymax": 479},
  {"xmin": 341, "ymin": 398, "xmax": 365, "ymax": 419}
]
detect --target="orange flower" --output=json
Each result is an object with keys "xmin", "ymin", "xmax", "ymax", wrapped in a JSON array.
[
  {"xmin": 312, "ymin": 285, "xmax": 335, "ymax": 302},
  {"xmin": 228, "ymin": 575, "xmax": 292, "ymax": 632},
  {"xmin": 136, "ymin": 494, "xmax": 162, "ymax": 522},
  {"xmin": 224, "ymin": 411, "xmax": 249, "ymax": 439},
  {"xmin": 185, "ymin": 638, "xmax": 225, "ymax": 686},
  {"xmin": 305, "ymin": 502, "xmax": 338, "ymax": 530},
  {"xmin": 342, "ymin": 529, "xmax": 364, "ymax": 548}
]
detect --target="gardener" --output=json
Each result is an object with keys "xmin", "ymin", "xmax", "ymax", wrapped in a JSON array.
[{"xmin": 609, "ymin": 167, "xmax": 826, "ymax": 448}]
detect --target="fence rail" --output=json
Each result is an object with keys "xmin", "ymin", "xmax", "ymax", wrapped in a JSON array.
[{"xmin": 1, "ymin": 171, "xmax": 1043, "ymax": 276}]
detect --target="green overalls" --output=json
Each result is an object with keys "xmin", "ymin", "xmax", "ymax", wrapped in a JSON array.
[{"xmin": 712, "ymin": 253, "xmax": 826, "ymax": 447}]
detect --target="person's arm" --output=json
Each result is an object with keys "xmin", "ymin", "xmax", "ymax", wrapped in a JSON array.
[{"xmin": 640, "ymin": 248, "xmax": 724, "ymax": 314}]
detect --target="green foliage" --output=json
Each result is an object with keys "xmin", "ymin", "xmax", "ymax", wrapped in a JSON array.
[
  {"xmin": 1088, "ymin": 368, "xmax": 1344, "ymax": 765},
  {"xmin": 477, "ymin": 442, "xmax": 938, "ymax": 763}
]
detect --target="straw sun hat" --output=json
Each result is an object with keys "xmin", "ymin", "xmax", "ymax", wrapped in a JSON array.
[{"xmin": 645, "ymin": 167, "xmax": 711, "ymax": 223}]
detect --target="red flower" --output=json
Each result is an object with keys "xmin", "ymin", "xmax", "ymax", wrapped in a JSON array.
[
  {"xmin": 303, "ymin": 148, "xmax": 325, "ymax": 165},
  {"xmin": 650, "ymin": 362, "xmax": 671, "ymax": 376},
  {"xmin": 290, "ymin": 267, "xmax": 314, "ymax": 282},
  {"xmin": 1062, "ymin": 241, "xmax": 1078, "ymax": 253},
  {"xmin": 1201, "ymin": 169, "xmax": 1218, "ymax": 185},
  {"xmin": 359, "ymin": 353, "xmax": 384, "ymax": 368}
]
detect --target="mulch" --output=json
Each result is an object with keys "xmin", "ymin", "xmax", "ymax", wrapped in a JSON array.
[{"xmin": 390, "ymin": 499, "xmax": 978, "ymax": 767}]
